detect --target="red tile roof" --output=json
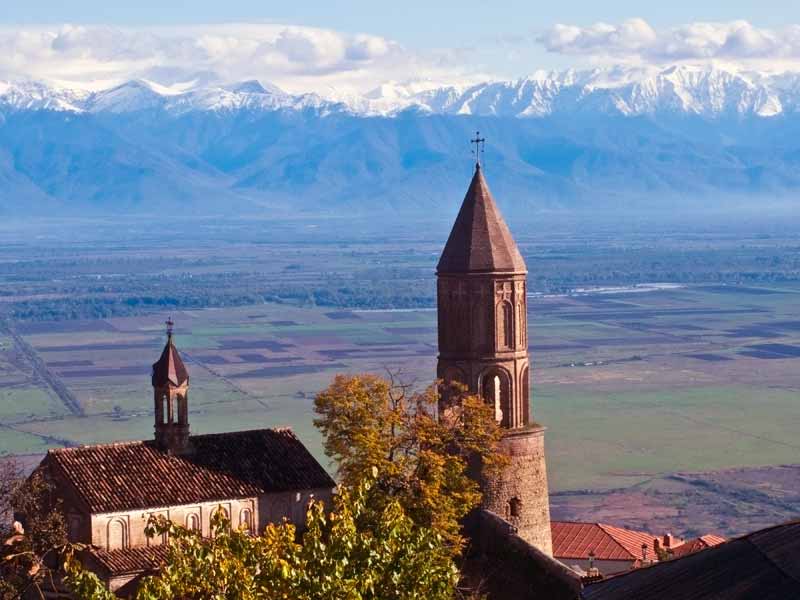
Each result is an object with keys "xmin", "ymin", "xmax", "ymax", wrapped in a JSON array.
[
  {"xmin": 437, "ymin": 165, "xmax": 527, "ymax": 275},
  {"xmin": 551, "ymin": 521, "xmax": 657, "ymax": 561},
  {"xmin": 670, "ymin": 534, "xmax": 726, "ymax": 558},
  {"xmin": 151, "ymin": 337, "xmax": 189, "ymax": 387},
  {"xmin": 88, "ymin": 544, "xmax": 170, "ymax": 575},
  {"xmin": 583, "ymin": 520, "xmax": 800, "ymax": 600},
  {"xmin": 47, "ymin": 428, "xmax": 335, "ymax": 513}
]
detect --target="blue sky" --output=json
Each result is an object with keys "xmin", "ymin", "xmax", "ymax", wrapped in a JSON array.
[{"xmin": 3, "ymin": 1, "xmax": 800, "ymax": 93}]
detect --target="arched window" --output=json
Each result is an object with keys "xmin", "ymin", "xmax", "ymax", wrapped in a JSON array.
[
  {"xmin": 68, "ymin": 513, "xmax": 82, "ymax": 541},
  {"xmin": 239, "ymin": 509, "xmax": 252, "ymax": 534},
  {"xmin": 107, "ymin": 518, "xmax": 127, "ymax": 550},
  {"xmin": 211, "ymin": 506, "xmax": 230, "ymax": 537},
  {"xmin": 481, "ymin": 369, "xmax": 511, "ymax": 428},
  {"xmin": 521, "ymin": 367, "xmax": 530, "ymax": 426},
  {"xmin": 497, "ymin": 302, "xmax": 513, "ymax": 349},
  {"xmin": 162, "ymin": 394, "xmax": 170, "ymax": 424},
  {"xmin": 186, "ymin": 513, "xmax": 200, "ymax": 532}
]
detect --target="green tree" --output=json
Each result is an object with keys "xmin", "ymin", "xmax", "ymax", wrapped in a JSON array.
[
  {"xmin": 313, "ymin": 374, "xmax": 506, "ymax": 550},
  {"xmin": 65, "ymin": 472, "xmax": 459, "ymax": 600}
]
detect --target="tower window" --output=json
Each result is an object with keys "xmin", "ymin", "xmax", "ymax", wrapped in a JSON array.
[
  {"xmin": 497, "ymin": 301, "xmax": 513, "ymax": 349},
  {"xmin": 481, "ymin": 370, "xmax": 511, "ymax": 428},
  {"xmin": 509, "ymin": 497, "xmax": 522, "ymax": 518}
]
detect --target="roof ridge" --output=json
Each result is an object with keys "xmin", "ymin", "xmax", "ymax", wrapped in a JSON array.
[
  {"xmin": 49, "ymin": 439, "xmax": 146, "ymax": 454},
  {"xmin": 49, "ymin": 427, "xmax": 300, "ymax": 455}
]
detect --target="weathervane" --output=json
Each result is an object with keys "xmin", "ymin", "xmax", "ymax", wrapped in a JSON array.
[
  {"xmin": 166, "ymin": 317, "xmax": 174, "ymax": 340},
  {"xmin": 470, "ymin": 131, "xmax": 486, "ymax": 168}
]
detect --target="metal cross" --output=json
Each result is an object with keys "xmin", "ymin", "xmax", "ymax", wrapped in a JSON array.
[
  {"xmin": 166, "ymin": 317, "xmax": 174, "ymax": 339},
  {"xmin": 470, "ymin": 131, "xmax": 486, "ymax": 168}
]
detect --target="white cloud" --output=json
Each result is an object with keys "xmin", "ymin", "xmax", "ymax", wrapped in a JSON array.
[
  {"xmin": 538, "ymin": 19, "xmax": 800, "ymax": 69},
  {"xmin": 0, "ymin": 23, "xmax": 481, "ymax": 94}
]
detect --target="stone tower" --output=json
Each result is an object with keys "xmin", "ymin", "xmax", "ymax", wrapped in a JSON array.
[
  {"xmin": 152, "ymin": 319, "xmax": 191, "ymax": 455},
  {"xmin": 437, "ymin": 163, "xmax": 553, "ymax": 555}
]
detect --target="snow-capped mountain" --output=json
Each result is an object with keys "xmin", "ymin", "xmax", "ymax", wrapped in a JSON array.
[
  {"xmin": 1, "ymin": 65, "xmax": 798, "ymax": 118},
  {"xmin": 3, "ymin": 65, "xmax": 800, "ymax": 216}
]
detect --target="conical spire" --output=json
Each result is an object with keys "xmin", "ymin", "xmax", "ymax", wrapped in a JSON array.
[
  {"xmin": 152, "ymin": 319, "xmax": 189, "ymax": 387},
  {"xmin": 437, "ymin": 165, "xmax": 526, "ymax": 274}
]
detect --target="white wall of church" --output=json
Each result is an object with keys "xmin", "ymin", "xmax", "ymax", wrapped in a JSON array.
[{"xmin": 91, "ymin": 487, "xmax": 333, "ymax": 550}]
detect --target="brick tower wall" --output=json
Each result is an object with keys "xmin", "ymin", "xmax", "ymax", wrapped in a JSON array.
[{"xmin": 480, "ymin": 426, "xmax": 553, "ymax": 555}]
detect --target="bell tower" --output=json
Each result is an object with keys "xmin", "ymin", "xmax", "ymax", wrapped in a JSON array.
[
  {"xmin": 152, "ymin": 318, "xmax": 191, "ymax": 455},
  {"xmin": 437, "ymin": 152, "xmax": 552, "ymax": 554}
]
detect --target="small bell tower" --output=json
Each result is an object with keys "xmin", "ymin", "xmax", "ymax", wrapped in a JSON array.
[{"xmin": 152, "ymin": 318, "xmax": 191, "ymax": 454}]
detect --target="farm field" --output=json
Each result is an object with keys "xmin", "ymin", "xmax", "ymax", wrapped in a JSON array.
[{"xmin": 2, "ymin": 281, "xmax": 800, "ymax": 495}]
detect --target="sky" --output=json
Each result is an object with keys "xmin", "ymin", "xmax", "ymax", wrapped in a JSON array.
[{"xmin": 4, "ymin": 1, "xmax": 800, "ymax": 94}]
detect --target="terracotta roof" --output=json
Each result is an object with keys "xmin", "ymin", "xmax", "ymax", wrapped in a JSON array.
[
  {"xmin": 47, "ymin": 428, "xmax": 335, "ymax": 513},
  {"xmin": 437, "ymin": 165, "xmax": 526, "ymax": 274},
  {"xmin": 88, "ymin": 545, "xmax": 170, "ymax": 575},
  {"xmin": 152, "ymin": 336, "xmax": 189, "ymax": 387},
  {"xmin": 670, "ymin": 534, "xmax": 726, "ymax": 558},
  {"xmin": 582, "ymin": 520, "xmax": 800, "ymax": 600},
  {"xmin": 552, "ymin": 521, "xmax": 657, "ymax": 561}
]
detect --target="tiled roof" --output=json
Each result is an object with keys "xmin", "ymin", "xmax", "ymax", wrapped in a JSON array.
[
  {"xmin": 437, "ymin": 165, "xmax": 527, "ymax": 274},
  {"xmin": 47, "ymin": 428, "xmax": 335, "ymax": 513},
  {"xmin": 670, "ymin": 534, "xmax": 726, "ymax": 558},
  {"xmin": 552, "ymin": 521, "xmax": 657, "ymax": 561},
  {"xmin": 88, "ymin": 545, "xmax": 170, "ymax": 575},
  {"xmin": 152, "ymin": 337, "xmax": 189, "ymax": 387},
  {"xmin": 582, "ymin": 520, "xmax": 800, "ymax": 600}
]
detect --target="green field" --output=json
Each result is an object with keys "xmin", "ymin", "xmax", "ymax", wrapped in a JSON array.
[{"xmin": 2, "ymin": 281, "xmax": 800, "ymax": 492}]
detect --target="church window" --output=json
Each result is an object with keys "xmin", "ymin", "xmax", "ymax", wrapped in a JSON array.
[
  {"xmin": 68, "ymin": 513, "xmax": 82, "ymax": 540},
  {"xmin": 239, "ymin": 508, "xmax": 252, "ymax": 534},
  {"xmin": 211, "ymin": 506, "xmax": 230, "ymax": 536},
  {"xmin": 107, "ymin": 518, "xmax": 127, "ymax": 550},
  {"xmin": 186, "ymin": 513, "xmax": 200, "ymax": 532},
  {"xmin": 509, "ymin": 497, "xmax": 522, "ymax": 518}
]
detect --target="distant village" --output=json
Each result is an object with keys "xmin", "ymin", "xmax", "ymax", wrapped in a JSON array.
[{"xmin": 3, "ymin": 157, "xmax": 799, "ymax": 599}]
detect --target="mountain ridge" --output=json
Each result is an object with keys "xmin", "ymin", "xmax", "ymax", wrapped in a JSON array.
[{"xmin": 3, "ymin": 65, "xmax": 800, "ymax": 216}]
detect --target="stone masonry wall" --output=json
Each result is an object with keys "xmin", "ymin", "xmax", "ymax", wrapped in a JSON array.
[{"xmin": 481, "ymin": 426, "xmax": 553, "ymax": 556}]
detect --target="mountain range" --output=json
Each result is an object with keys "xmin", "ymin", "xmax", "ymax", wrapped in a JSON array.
[{"xmin": 2, "ymin": 65, "xmax": 800, "ymax": 217}]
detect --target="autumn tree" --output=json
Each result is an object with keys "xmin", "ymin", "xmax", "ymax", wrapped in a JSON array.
[
  {"xmin": 313, "ymin": 374, "xmax": 506, "ymax": 550},
  {"xmin": 0, "ymin": 459, "xmax": 67, "ymax": 599},
  {"xmin": 65, "ymin": 471, "xmax": 459, "ymax": 600}
]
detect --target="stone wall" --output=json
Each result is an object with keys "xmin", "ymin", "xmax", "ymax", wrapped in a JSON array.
[{"xmin": 481, "ymin": 426, "xmax": 553, "ymax": 556}]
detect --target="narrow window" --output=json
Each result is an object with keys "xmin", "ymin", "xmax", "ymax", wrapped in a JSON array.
[
  {"xmin": 509, "ymin": 497, "xmax": 522, "ymax": 518},
  {"xmin": 186, "ymin": 513, "xmax": 200, "ymax": 532},
  {"xmin": 493, "ymin": 376, "xmax": 503, "ymax": 423},
  {"xmin": 107, "ymin": 519, "xmax": 127, "ymax": 550},
  {"xmin": 240, "ymin": 509, "xmax": 252, "ymax": 534}
]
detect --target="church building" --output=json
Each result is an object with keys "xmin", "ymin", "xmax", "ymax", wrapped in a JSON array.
[
  {"xmin": 437, "ymin": 158, "xmax": 553, "ymax": 555},
  {"xmin": 31, "ymin": 320, "xmax": 335, "ymax": 594}
]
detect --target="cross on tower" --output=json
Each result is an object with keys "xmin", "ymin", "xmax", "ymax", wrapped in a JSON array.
[
  {"xmin": 470, "ymin": 131, "xmax": 486, "ymax": 168},
  {"xmin": 166, "ymin": 317, "xmax": 174, "ymax": 339}
]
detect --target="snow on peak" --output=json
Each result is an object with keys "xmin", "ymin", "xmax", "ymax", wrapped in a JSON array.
[{"xmin": 2, "ymin": 66, "xmax": 800, "ymax": 119}]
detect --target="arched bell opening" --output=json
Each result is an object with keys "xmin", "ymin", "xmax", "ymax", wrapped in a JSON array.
[{"xmin": 480, "ymin": 368, "xmax": 512, "ymax": 428}]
